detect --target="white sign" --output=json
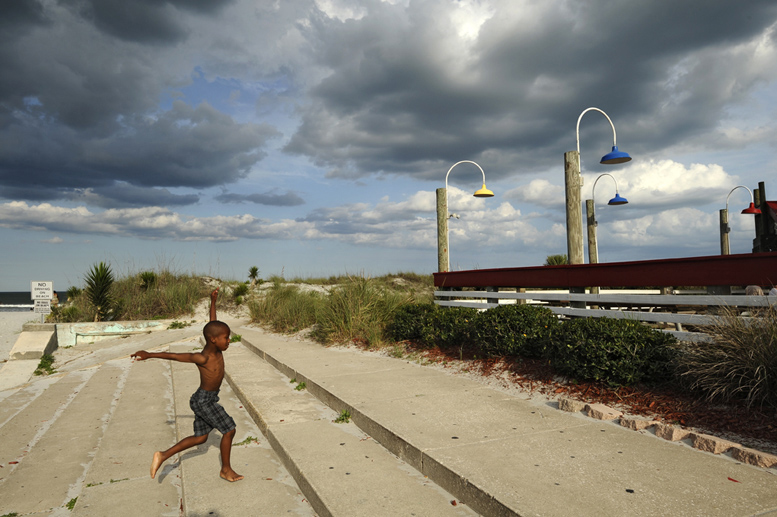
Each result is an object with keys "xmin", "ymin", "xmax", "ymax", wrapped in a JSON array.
[
  {"xmin": 31, "ymin": 281, "xmax": 53, "ymax": 301},
  {"xmin": 34, "ymin": 299, "xmax": 52, "ymax": 314}
]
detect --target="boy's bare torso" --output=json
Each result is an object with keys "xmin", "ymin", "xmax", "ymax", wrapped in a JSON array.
[{"xmin": 196, "ymin": 346, "xmax": 225, "ymax": 391}]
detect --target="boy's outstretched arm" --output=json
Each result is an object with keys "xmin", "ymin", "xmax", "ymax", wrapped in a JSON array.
[
  {"xmin": 132, "ymin": 350, "xmax": 206, "ymax": 365},
  {"xmin": 210, "ymin": 288, "xmax": 219, "ymax": 322}
]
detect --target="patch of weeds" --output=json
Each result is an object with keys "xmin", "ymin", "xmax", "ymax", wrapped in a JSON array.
[
  {"xmin": 65, "ymin": 497, "xmax": 77, "ymax": 510},
  {"xmin": 34, "ymin": 354, "xmax": 56, "ymax": 376},
  {"xmin": 168, "ymin": 321, "xmax": 190, "ymax": 330},
  {"xmin": 85, "ymin": 482, "xmax": 103, "ymax": 487},
  {"xmin": 233, "ymin": 436, "xmax": 259, "ymax": 447},
  {"xmin": 388, "ymin": 344, "xmax": 406, "ymax": 359},
  {"xmin": 294, "ymin": 381, "xmax": 307, "ymax": 391},
  {"xmin": 290, "ymin": 378, "xmax": 296, "ymax": 383},
  {"xmin": 2, "ymin": 512, "xmax": 19, "ymax": 517},
  {"xmin": 334, "ymin": 409, "xmax": 351, "ymax": 424},
  {"xmin": 230, "ymin": 333, "xmax": 242, "ymax": 343},
  {"xmin": 109, "ymin": 478, "xmax": 129, "ymax": 483}
]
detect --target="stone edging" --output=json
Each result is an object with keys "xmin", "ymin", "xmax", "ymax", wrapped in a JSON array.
[{"xmin": 557, "ymin": 397, "xmax": 777, "ymax": 469}]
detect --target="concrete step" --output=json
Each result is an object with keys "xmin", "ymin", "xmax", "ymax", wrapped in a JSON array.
[
  {"xmin": 224, "ymin": 341, "xmax": 477, "ymax": 517},
  {"xmin": 167, "ymin": 342, "xmax": 316, "ymax": 516},
  {"xmin": 234, "ymin": 326, "xmax": 777, "ymax": 517}
]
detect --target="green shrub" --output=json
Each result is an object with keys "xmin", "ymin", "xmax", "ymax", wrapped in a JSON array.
[
  {"xmin": 139, "ymin": 271, "xmax": 157, "ymax": 290},
  {"xmin": 547, "ymin": 317, "xmax": 677, "ymax": 386},
  {"xmin": 470, "ymin": 304, "xmax": 559, "ymax": 358},
  {"xmin": 233, "ymin": 282, "xmax": 249, "ymax": 299},
  {"xmin": 422, "ymin": 306, "xmax": 478, "ymax": 352},
  {"xmin": 676, "ymin": 307, "xmax": 777, "ymax": 408},
  {"xmin": 49, "ymin": 305, "xmax": 83, "ymax": 323},
  {"xmin": 386, "ymin": 303, "xmax": 437, "ymax": 344}
]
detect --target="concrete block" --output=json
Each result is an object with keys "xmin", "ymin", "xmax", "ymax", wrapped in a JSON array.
[
  {"xmin": 731, "ymin": 447, "xmax": 777, "ymax": 468},
  {"xmin": 9, "ymin": 331, "xmax": 56, "ymax": 360},
  {"xmin": 585, "ymin": 403, "xmax": 622, "ymax": 420},
  {"xmin": 690, "ymin": 432, "xmax": 739, "ymax": 454},
  {"xmin": 619, "ymin": 417, "xmax": 659, "ymax": 431},
  {"xmin": 654, "ymin": 423, "xmax": 691, "ymax": 441},
  {"xmin": 558, "ymin": 397, "xmax": 586, "ymax": 413}
]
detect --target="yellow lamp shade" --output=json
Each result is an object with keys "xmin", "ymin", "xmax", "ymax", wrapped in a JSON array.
[{"xmin": 473, "ymin": 184, "xmax": 494, "ymax": 197}]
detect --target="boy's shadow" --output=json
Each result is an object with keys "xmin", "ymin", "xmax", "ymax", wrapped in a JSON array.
[{"xmin": 156, "ymin": 426, "xmax": 223, "ymax": 483}]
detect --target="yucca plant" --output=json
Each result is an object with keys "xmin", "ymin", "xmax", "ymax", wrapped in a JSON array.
[
  {"xmin": 84, "ymin": 261, "xmax": 115, "ymax": 321},
  {"xmin": 544, "ymin": 254, "xmax": 568, "ymax": 266},
  {"xmin": 248, "ymin": 266, "xmax": 260, "ymax": 286}
]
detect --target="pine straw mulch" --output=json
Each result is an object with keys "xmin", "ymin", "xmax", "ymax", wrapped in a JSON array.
[{"xmin": 387, "ymin": 344, "xmax": 777, "ymax": 456}]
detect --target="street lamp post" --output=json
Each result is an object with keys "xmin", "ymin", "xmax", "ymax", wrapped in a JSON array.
[
  {"xmin": 586, "ymin": 173, "xmax": 628, "ymax": 265},
  {"xmin": 565, "ymin": 107, "xmax": 631, "ymax": 266},
  {"xmin": 719, "ymin": 185, "xmax": 761, "ymax": 255},
  {"xmin": 436, "ymin": 160, "xmax": 494, "ymax": 272},
  {"xmin": 565, "ymin": 108, "xmax": 631, "ymax": 307}
]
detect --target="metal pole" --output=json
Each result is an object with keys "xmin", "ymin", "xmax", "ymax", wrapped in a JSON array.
[
  {"xmin": 719, "ymin": 208, "xmax": 730, "ymax": 255},
  {"xmin": 564, "ymin": 151, "xmax": 584, "ymax": 265},
  {"xmin": 436, "ymin": 187, "xmax": 449, "ymax": 272}
]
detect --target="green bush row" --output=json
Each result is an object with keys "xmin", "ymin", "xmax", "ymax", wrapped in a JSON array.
[{"xmin": 388, "ymin": 303, "xmax": 678, "ymax": 387}]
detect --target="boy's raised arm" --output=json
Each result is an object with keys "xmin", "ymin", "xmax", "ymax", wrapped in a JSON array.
[
  {"xmin": 132, "ymin": 350, "xmax": 206, "ymax": 365},
  {"xmin": 210, "ymin": 288, "xmax": 219, "ymax": 322}
]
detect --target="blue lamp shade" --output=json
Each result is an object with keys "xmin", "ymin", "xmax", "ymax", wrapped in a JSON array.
[
  {"xmin": 608, "ymin": 193, "xmax": 628, "ymax": 205},
  {"xmin": 600, "ymin": 146, "xmax": 632, "ymax": 164}
]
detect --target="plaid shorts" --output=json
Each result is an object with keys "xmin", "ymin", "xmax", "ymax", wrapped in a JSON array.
[{"xmin": 189, "ymin": 387, "xmax": 236, "ymax": 436}]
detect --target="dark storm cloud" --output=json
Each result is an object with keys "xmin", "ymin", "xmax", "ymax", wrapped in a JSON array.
[
  {"xmin": 59, "ymin": 0, "xmax": 234, "ymax": 44},
  {"xmin": 285, "ymin": 0, "xmax": 777, "ymax": 180},
  {"xmin": 215, "ymin": 190, "xmax": 305, "ymax": 207},
  {"xmin": 1, "ymin": 0, "xmax": 47, "ymax": 28},
  {"xmin": 0, "ymin": 101, "xmax": 280, "ymax": 202},
  {"xmin": 66, "ymin": 183, "xmax": 200, "ymax": 208}
]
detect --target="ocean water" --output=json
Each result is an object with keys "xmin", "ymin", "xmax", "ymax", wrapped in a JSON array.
[{"xmin": 0, "ymin": 291, "xmax": 64, "ymax": 312}]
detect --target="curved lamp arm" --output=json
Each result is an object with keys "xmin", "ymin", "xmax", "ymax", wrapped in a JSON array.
[
  {"xmin": 576, "ymin": 107, "xmax": 619, "ymax": 154},
  {"xmin": 445, "ymin": 160, "xmax": 488, "ymax": 191},
  {"xmin": 725, "ymin": 185, "xmax": 756, "ymax": 213},
  {"xmin": 591, "ymin": 173, "xmax": 621, "ymax": 206}
]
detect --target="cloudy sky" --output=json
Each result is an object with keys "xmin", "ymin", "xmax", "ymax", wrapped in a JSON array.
[{"xmin": 2, "ymin": 0, "xmax": 777, "ymax": 291}]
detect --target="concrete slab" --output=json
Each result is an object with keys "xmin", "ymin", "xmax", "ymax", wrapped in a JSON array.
[
  {"xmin": 167, "ymin": 341, "xmax": 316, "ymax": 516},
  {"xmin": 426, "ymin": 424, "xmax": 777, "ymax": 517},
  {"xmin": 0, "ymin": 365, "xmax": 126, "ymax": 515},
  {"xmin": 0, "ymin": 358, "xmax": 40, "ymax": 391},
  {"xmin": 0, "ymin": 371, "xmax": 90, "ymax": 474},
  {"xmin": 82, "ymin": 358, "xmax": 179, "ymax": 487},
  {"xmin": 72, "ymin": 476, "xmax": 181, "ymax": 517},
  {"xmin": 227, "ymin": 342, "xmax": 477, "ymax": 517},
  {"xmin": 9, "ymin": 330, "xmax": 56, "ymax": 360}
]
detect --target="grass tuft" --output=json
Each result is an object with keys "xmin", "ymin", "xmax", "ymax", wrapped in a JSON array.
[{"xmin": 677, "ymin": 306, "xmax": 777, "ymax": 408}]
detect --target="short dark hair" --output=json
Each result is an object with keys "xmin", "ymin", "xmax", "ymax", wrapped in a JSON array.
[{"xmin": 203, "ymin": 320, "xmax": 230, "ymax": 341}]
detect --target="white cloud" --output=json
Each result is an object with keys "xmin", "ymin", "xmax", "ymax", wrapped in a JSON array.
[{"xmin": 504, "ymin": 179, "xmax": 563, "ymax": 207}]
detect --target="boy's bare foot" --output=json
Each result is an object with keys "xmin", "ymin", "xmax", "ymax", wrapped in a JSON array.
[
  {"xmin": 220, "ymin": 468, "xmax": 244, "ymax": 482},
  {"xmin": 150, "ymin": 451, "xmax": 164, "ymax": 479}
]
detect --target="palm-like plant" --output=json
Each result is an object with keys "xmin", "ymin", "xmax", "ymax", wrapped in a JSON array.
[
  {"xmin": 248, "ymin": 266, "xmax": 260, "ymax": 287},
  {"xmin": 544, "ymin": 254, "xmax": 568, "ymax": 266},
  {"xmin": 85, "ymin": 262, "xmax": 115, "ymax": 321}
]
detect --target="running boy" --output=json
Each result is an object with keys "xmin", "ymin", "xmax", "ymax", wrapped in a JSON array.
[{"xmin": 131, "ymin": 289, "xmax": 243, "ymax": 482}]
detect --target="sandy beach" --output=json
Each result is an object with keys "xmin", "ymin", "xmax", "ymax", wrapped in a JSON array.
[{"xmin": 0, "ymin": 311, "xmax": 40, "ymax": 362}]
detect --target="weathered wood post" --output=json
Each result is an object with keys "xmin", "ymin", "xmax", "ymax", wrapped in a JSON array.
[
  {"xmin": 565, "ymin": 151, "xmax": 586, "ymax": 308},
  {"xmin": 436, "ymin": 188, "xmax": 448, "ymax": 273},
  {"xmin": 719, "ymin": 208, "xmax": 730, "ymax": 255}
]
